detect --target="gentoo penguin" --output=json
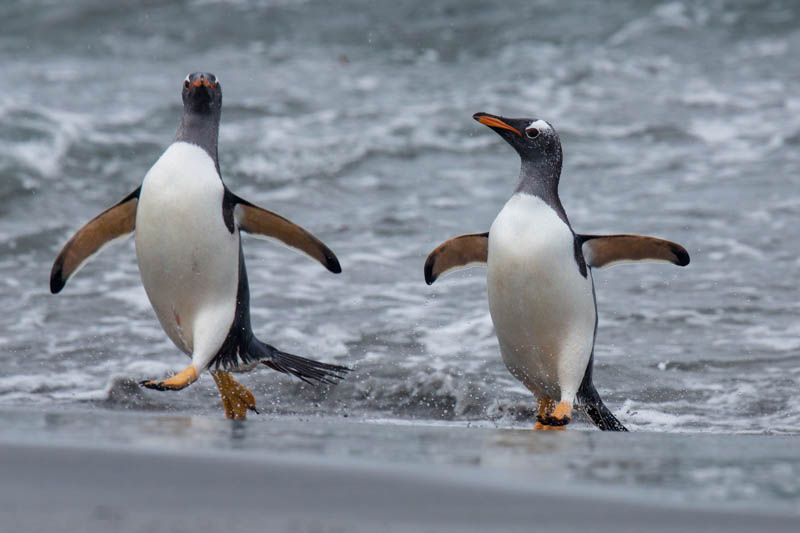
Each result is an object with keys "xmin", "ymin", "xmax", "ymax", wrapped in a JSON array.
[
  {"xmin": 424, "ymin": 113, "xmax": 689, "ymax": 431},
  {"xmin": 50, "ymin": 72, "xmax": 349, "ymax": 419}
]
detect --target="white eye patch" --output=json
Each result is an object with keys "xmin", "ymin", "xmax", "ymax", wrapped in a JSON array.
[{"xmin": 527, "ymin": 119, "xmax": 551, "ymax": 132}]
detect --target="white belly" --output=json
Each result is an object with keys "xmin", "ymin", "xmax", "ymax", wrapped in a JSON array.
[
  {"xmin": 487, "ymin": 193, "xmax": 596, "ymax": 401},
  {"xmin": 134, "ymin": 142, "xmax": 239, "ymax": 365}
]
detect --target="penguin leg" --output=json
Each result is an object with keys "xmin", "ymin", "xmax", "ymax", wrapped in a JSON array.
[
  {"xmin": 140, "ymin": 365, "xmax": 198, "ymax": 391},
  {"xmin": 539, "ymin": 350, "xmax": 581, "ymax": 429},
  {"xmin": 540, "ymin": 401, "xmax": 573, "ymax": 429},
  {"xmin": 534, "ymin": 398, "xmax": 556, "ymax": 430},
  {"xmin": 210, "ymin": 370, "xmax": 258, "ymax": 420}
]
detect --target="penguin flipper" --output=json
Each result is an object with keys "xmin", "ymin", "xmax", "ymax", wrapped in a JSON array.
[
  {"xmin": 50, "ymin": 188, "xmax": 140, "ymax": 294},
  {"xmin": 579, "ymin": 234, "xmax": 690, "ymax": 269},
  {"xmin": 231, "ymin": 195, "xmax": 341, "ymax": 274},
  {"xmin": 424, "ymin": 232, "xmax": 489, "ymax": 285}
]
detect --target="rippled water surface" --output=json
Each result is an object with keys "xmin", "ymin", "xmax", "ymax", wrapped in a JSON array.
[{"xmin": 2, "ymin": 0, "xmax": 800, "ymax": 438}]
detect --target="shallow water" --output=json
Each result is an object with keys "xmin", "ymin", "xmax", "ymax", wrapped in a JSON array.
[{"xmin": 1, "ymin": 0, "xmax": 800, "ymax": 437}]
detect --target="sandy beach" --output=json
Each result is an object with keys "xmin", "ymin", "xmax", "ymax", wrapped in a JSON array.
[{"xmin": 1, "ymin": 408, "xmax": 798, "ymax": 532}]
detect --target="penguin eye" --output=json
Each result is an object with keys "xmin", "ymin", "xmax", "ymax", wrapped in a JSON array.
[
  {"xmin": 184, "ymin": 79, "xmax": 190, "ymax": 89},
  {"xmin": 525, "ymin": 127, "xmax": 540, "ymax": 139}
]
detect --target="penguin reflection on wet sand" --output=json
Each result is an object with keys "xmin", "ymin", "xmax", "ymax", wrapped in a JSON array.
[
  {"xmin": 425, "ymin": 113, "xmax": 689, "ymax": 431},
  {"xmin": 50, "ymin": 72, "xmax": 349, "ymax": 419}
]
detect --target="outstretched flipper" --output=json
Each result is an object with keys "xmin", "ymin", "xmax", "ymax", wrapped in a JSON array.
[
  {"xmin": 50, "ymin": 188, "xmax": 141, "ymax": 293},
  {"xmin": 228, "ymin": 192, "xmax": 341, "ymax": 274},
  {"xmin": 424, "ymin": 232, "xmax": 489, "ymax": 285},
  {"xmin": 579, "ymin": 234, "xmax": 689, "ymax": 269}
]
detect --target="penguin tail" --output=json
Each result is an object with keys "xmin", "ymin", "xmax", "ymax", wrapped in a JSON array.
[
  {"xmin": 248, "ymin": 337, "xmax": 351, "ymax": 385},
  {"xmin": 577, "ymin": 382, "xmax": 628, "ymax": 432}
]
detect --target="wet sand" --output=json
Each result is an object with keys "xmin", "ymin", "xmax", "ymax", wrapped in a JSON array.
[
  {"xmin": 1, "ymin": 439, "xmax": 797, "ymax": 533},
  {"xmin": 0, "ymin": 408, "xmax": 798, "ymax": 532}
]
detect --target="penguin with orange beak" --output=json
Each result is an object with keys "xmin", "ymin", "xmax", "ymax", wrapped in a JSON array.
[
  {"xmin": 425, "ymin": 113, "xmax": 689, "ymax": 431},
  {"xmin": 51, "ymin": 73, "xmax": 349, "ymax": 419}
]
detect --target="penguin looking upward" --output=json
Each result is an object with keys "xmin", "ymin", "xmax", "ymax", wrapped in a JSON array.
[
  {"xmin": 424, "ymin": 113, "xmax": 689, "ymax": 431},
  {"xmin": 50, "ymin": 72, "xmax": 349, "ymax": 419}
]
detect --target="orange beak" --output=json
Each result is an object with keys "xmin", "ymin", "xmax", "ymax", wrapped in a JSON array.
[
  {"xmin": 475, "ymin": 114, "xmax": 521, "ymax": 136},
  {"xmin": 188, "ymin": 77, "xmax": 215, "ymax": 90}
]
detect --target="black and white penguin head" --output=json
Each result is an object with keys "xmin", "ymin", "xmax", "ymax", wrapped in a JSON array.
[
  {"xmin": 473, "ymin": 112, "xmax": 561, "ymax": 165},
  {"xmin": 181, "ymin": 72, "xmax": 222, "ymax": 114}
]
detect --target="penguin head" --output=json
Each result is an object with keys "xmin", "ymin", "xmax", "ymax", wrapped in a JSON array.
[
  {"xmin": 181, "ymin": 72, "xmax": 221, "ymax": 113},
  {"xmin": 473, "ymin": 112, "xmax": 561, "ymax": 166}
]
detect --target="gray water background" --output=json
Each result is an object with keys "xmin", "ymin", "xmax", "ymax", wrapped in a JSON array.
[{"xmin": 2, "ymin": 0, "xmax": 800, "ymax": 438}]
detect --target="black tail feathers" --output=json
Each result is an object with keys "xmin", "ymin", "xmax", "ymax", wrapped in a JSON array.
[
  {"xmin": 248, "ymin": 337, "xmax": 351, "ymax": 385},
  {"xmin": 577, "ymin": 383, "xmax": 628, "ymax": 432}
]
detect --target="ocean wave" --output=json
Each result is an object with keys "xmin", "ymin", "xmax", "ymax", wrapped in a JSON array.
[{"xmin": 2, "ymin": 0, "xmax": 800, "ymax": 437}]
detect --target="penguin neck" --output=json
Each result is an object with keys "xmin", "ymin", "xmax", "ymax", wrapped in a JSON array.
[
  {"xmin": 175, "ymin": 110, "xmax": 221, "ymax": 173},
  {"xmin": 514, "ymin": 158, "xmax": 569, "ymax": 226}
]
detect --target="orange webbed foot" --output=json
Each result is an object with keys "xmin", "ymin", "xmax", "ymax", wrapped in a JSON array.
[
  {"xmin": 140, "ymin": 365, "xmax": 198, "ymax": 391},
  {"xmin": 534, "ymin": 397, "xmax": 557, "ymax": 430},
  {"xmin": 211, "ymin": 370, "xmax": 258, "ymax": 420},
  {"xmin": 539, "ymin": 401, "xmax": 572, "ymax": 428}
]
